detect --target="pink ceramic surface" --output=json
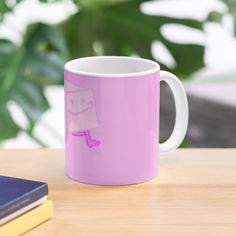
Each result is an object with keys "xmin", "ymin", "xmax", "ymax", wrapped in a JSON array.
[{"xmin": 64, "ymin": 56, "xmax": 188, "ymax": 185}]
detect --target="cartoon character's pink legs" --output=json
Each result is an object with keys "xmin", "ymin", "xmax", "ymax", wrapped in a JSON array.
[{"xmin": 72, "ymin": 130, "xmax": 100, "ymax": 148}]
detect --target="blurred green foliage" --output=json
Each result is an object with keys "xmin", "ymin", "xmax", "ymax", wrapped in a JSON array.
[
  {"xmin": 222, "ymin": 0, "xmax": 236, "ymax": 35},
  {"xmin": 0, "ymin": 0, "xmax": 206, "ymax": 145}
]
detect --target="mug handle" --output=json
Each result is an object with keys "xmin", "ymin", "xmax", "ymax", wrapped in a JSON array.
[{"xmin": 159, "ymin": 71, "xmax": 189, "ymax": 153}]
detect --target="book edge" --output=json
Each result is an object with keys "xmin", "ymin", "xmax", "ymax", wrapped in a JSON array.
[
  {"xmin": 0, "ymin": 196, "xmax": 47, "ymax": 225},
  {"xmin": 0, "ymin": 182, "xmax": 48, "ymax": 219},
  {"xmin": 0, "ymin": 200, "xmax": 53, "ymax": 236}
]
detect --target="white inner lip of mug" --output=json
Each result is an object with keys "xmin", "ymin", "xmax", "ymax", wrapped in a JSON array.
[{"xmin": 64, "ymin": 56, "xmax": 160, "ymax": 77}]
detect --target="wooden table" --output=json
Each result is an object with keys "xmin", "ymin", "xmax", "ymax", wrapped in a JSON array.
[{"xmin": 1, "ymin": 149, "xmax": 236, "ymax": 236}]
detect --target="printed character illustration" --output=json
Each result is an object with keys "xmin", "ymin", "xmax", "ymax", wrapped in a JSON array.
[{"xmin": 65, "ymin": 80, "xmax": 100, "ymax": 148}]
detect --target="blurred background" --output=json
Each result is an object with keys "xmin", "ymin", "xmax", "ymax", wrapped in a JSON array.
[{"xmin": 0, "ymin": 0, "xmax": 235, "ymax": 148}]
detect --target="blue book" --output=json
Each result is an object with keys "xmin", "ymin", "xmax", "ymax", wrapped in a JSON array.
[{"xmin": 0, "ymin": 176, "xmax": 48, "ymax": 220}]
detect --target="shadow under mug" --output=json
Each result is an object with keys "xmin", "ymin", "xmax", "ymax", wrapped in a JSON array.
[{"xmin": 64, "ymin": 56, "xmax": 188, "ymax": 186}]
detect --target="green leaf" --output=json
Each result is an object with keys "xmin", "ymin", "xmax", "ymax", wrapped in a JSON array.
[
  {"xmin": 0, "ymin": 103, "xmax": 19, "ymax": 141},
  {"xmin": 10, "ymin": 81, "xmax": 50, "ymax": 124},
  {"xmin": 62, "ymin": 11, "xmax": 96, "ymax": 58},
  {"xmin": 164, "ymin": 41, "xmax": 204, "ymax": 78},
  {"xmin": 62, "ymin": 0, "xmax": 204, "ymax": 77},
  {"xmin": 0, "ymin": 24, "xmax": 68, "ymax": 142},
  {"xmin": 0, "ymin": 0, "xmax": 207, "ymax": 145},
  {"xmin": 0, "ymin": 40, "xmax": 18, "ymax": 89},
  {"xmin": 75, "ymin": 0, "xmax": 133, "ymax": 10},
  {"xmin": 207, "ymin": 11, "xmax": 224, "ymax": 23},
  {"xmin": 0, "ymin": 1, "xmax": 12, "ymax": 17},
  {"xmin": 39, "ymin": 0, "xmax": 62, "ymax": 2}
]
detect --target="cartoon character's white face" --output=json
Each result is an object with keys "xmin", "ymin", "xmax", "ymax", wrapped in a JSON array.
[
  {"xmin": 65, "ymin": 81, "xmax": 98, "ymax": 132},
  {"xmin": 67, "ymin": 90, "xmax": 94, "ymax": 116}
]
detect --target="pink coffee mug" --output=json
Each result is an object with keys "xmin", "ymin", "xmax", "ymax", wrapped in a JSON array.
[{"xmin": 64, "ymin": 56, "xmax": 188, "ymax": 185}]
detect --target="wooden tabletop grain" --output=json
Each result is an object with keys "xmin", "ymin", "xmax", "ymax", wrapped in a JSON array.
[{"xmin": 0, "ymin": 149, "xmax": 236, "ymax": 236}]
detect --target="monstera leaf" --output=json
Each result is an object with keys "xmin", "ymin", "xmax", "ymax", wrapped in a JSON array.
[
  {"xmin": 0, "ymin": 0, "xmax": 206, "ymax": 145},
  {"xmin": 0, "ymin": 24, "xmax": 68, "ymax": 143},
  {"xmin": 63, "ymin": 0, "xmax": 204, "ymax": 78}
]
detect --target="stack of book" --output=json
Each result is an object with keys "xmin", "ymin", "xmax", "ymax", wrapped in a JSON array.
[{"xmin": 0, "ymin": 175, "xmax": 53, "ymax": 235}]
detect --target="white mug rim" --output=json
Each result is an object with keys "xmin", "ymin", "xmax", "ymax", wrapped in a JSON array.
[{"xmin": 64, "ymin": 56, "xmax": 160, "ymax": 78}]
